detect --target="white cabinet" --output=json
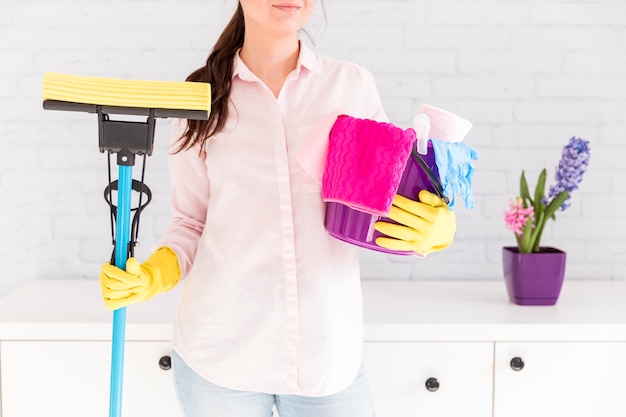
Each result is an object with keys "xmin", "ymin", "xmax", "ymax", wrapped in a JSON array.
[
  {"xmin": 3, "ymin": 279, "xmax": 626, "ymax": 417},
  {"xmin": 1, "ymin": 341, "xmax": 180, "ymax": 417},
  {"xmin": 494, "ymin": 342, "xmax": 626, "ymax": 417},
  {"xmin": 363, "ymin": 340, "xmax": 626, "ymax": 417},
  {"xmin": 361, "ymin": 280, "xmax": 626, "ymax": 417},
  {"xmin": 0, "ymin": 280, "xmax": 182, "ymax": 417},
  {"xmin": 363, "ymin": 342, "xmax": 493, "ymax": 417}
]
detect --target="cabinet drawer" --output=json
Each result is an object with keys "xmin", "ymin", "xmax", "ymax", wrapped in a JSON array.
[
  {"xmin": 363, "ymin": 342, "xmax": 493, "ymax": 417},
  {"xmin": 1, "ymin": 341, "xmax": 181, "ymax": 417},
  {"xmin": 494, "ymin": 342, "xmax": 626, "ymax": 417}
]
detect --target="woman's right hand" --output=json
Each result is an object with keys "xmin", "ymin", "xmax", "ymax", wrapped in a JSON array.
[{"xmin": 99, "ymin": 247, "xmax": 181, "ymax": 310}]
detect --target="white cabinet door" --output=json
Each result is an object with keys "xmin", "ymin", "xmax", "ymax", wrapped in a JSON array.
[
  {"xmin": 363, "ymin": 342, "xmax": 494, "ymax": 417},
  {"xmin": 494, "ymin": 342, "xmax": 626, "ymax": 417},
  {"xmin": 1, "ymin": 341, "xmax": 181, "ymax": 417}
]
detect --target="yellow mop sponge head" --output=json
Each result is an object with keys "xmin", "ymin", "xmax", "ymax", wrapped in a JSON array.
[{"xmin": 42, "ymin": 72, "xmax": 211, "ymax": 118}]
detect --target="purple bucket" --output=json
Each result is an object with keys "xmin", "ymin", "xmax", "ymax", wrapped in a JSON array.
[{"xmin": 324, "ymin": 142, "xmax": 441, "ymax": 255}]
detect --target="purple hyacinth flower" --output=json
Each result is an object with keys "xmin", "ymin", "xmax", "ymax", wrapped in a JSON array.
[{"xmin": 547, "ymin": 137, "xmax": 591, "ymax": 210}]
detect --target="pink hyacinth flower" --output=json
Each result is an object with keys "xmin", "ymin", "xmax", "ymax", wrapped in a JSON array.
[{"xmin": 504, "ymin": 197, "xmax": 534, "ymax": 235}]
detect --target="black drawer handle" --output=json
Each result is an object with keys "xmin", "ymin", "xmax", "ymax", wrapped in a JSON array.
[
  {"xmin": 425, "ymin": 377, "xmax": 440, "ymax": 392},
  {"xmin": 159, "ymin": 355, "xmax": 172, "ymax": 370},
  {"xmin": 510, "ymin": 357, "xmax": 525, "ymax": 371}
]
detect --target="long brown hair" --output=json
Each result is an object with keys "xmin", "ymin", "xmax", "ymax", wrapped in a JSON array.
[{"xmin": 176, "ymin": 4, "xmax": 245, "ymax": 152}]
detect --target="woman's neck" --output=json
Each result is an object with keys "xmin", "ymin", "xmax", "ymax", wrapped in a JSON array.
[{"xmin": 239, "ymin": 31, "xmax": 300, "ymax": 97}]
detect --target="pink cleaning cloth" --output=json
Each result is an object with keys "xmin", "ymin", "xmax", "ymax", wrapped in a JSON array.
[{"xmin": 322, "ymin": 115, "xmax": 416, "ymax": 216}]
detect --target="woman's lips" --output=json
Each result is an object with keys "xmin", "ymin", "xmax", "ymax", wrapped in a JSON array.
[{"xmin": 273, "ymin": 3, "xmax": 301, "ymax": 12}]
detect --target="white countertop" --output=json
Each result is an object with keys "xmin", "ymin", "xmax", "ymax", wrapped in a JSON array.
[
  {"xmin": 362, "ymin": 280, "xmax": 626, "ymax": 341},
  {"xmin": 1, "ymin": 279, "xmax": 626, "ymax": 342}
]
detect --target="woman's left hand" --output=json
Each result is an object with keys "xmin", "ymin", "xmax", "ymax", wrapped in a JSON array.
[{"xmin": 374, "ymin": 190, "xmax": 456, "ymax": 254}]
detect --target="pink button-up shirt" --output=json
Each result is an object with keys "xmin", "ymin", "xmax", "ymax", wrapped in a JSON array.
[{"xmin": 159, "ymin": 42, "xmax": 387, "ymax": 396}]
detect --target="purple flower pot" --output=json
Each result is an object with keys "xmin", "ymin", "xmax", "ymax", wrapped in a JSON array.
[
  {"xmin": 325, "ymin": 143, "xmax": 441, "ymax": 255},
  {"xmin": 502, "ymin": 246, "xmax": 567, "ymax": 306}
]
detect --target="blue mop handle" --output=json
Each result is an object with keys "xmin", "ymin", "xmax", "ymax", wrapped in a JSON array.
[{"xmin": 110, "ymin": 165, "xmax": 133, "ymax": 417}]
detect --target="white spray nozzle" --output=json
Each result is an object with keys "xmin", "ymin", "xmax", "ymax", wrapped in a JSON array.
[{"xmin": 413, "ymin": 113, "xmax": 430, "ymax": 155}]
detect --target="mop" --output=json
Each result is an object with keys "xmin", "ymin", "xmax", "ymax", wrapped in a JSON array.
[{"xmin": 42, "ymin": 72, "xmax": 211, "ymax": 417}]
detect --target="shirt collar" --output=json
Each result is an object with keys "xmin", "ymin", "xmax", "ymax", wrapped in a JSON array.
[
  {"xmin": 232, "ymin": 41, "xmax": 321, "ymax": 82},
  {"xmin": 297, "ymin": 41, "xmax": 321, "ymax": 74}
]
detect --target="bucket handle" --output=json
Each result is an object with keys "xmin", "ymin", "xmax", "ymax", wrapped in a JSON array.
[
  {"xmin": 411, "ymin": 112, "xmax": 449, "ymax": 205},
  {"xmin": 410, "ymin": 145, "xmax": 450, "ymax": 206}
]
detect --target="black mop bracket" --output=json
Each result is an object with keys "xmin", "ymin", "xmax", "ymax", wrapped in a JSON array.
[
  {"xmin": 97, "ymin": 106, "xmax": 156, "ymax": 166},
  {"xmin": 96, "ymin": 105, "xmax": 156, "ymax": 260},
  {"xmin": 104, "ymin": 178, "xmax": 153, "ymax": 262},
  {"xmin": 43, "ymin": 98, "xmax": 209, "ymax": 262}
]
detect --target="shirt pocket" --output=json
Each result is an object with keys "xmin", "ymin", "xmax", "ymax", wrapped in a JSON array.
[
  {"xmin": 296, "ymin": 123, "xmax": 324, "ymax": 193},
  {"xmin": 296, "ymin": 114, "xmax": 339, "ymax": 193},
  {"xmin": 302, "ymin": 171, "xmax": 322, "ymax": 193}
]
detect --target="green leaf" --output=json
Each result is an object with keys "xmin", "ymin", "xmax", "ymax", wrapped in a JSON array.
[
  {"xmin": 544, "ymin": 190, "xmax": 570, "ymax": 220},
  {"xmin": 534, "ymin": 196, "xmax": 544, "ymax": 230},
  {"xmin": 520, "ymin": 215, "xmax": 534, "ymax": 253},
  {"xmin": 528, "ymin": 210, "xmax": 545, "ymax": 252},
  {"xmin": 534, "ymin": 169, "xmax": 546, "ymax": 213},
  {"xmin": 520, "ymin": 171, "xmax": 532, "ymax": 206},
  {"xmin": 530, "ymin": 190, "xmax": 569, "ymax": 252}
]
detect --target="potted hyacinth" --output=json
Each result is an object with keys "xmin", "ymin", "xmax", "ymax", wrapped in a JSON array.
[{"xmin": 502, "ymin": 137, "xmax": 591, "ymax": 305}]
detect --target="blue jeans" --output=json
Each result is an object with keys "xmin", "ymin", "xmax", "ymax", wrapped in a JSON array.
[{"xmin": 172, "ymin": 350, "xmax": 376, "ymax": 417}]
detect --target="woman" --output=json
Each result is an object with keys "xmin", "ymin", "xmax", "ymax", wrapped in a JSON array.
[{"xmin": 100, "ymin": 1, "xmax": 455, "ymax": 416}]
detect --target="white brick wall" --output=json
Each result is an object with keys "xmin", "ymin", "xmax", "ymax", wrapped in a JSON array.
[{"xmin": 1, "ymin": 0, "xmax": 624, "ymax": 295}]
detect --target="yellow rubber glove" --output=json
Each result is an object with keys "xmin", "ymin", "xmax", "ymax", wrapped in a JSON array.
[
  {"xmin": 100, "ymin": 246, "xmax": 181, "ymax": 311},
  {"xmin": 374, "ymin": 190, "xmax": 456, "ymax": 255}
]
